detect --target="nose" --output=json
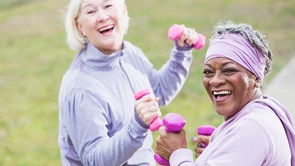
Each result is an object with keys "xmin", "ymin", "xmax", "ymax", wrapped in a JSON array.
[
  {"xmin": 96, "ymin": 10, "xmax": 109, "ymax": 22},
  {"xmin": 209, "ymin": 72, "xmax": 225, "ymax": 87}
]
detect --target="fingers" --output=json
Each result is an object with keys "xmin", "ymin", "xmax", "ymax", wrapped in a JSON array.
[
  {"xmin": 196, "ymin": 135, "xmax": 210, "ymax": 145},
  {"xmin": 177, "ymin": 24, "xmax": 199, "ymax": 48},
  {"xmin": 158, "ymin": 126, "xmax": 167, "ymax": 136},
  {"xmin": 192, "ymin": 135, "xmax": 210, "ymax": 158},
  {"xmin": 193, "ymin": 136, "xmax": 205, "ymax": 158},
  {"xmin": 155, "ymin": 128, "xmax": 188, "ymax": 161},
  {"xmin": 195, "ymin": 146, "xmax": 205, "ymax": 158},
  {"xmin": 185, "ymin": 28, "xmax": 198, "ymax": 46},
  {"xmin": 177, "ymin": 25, "xmax": 186, "ymax": 47},
  {"xmin": 155, "ymin": 126, "xmax": 170, "ymax": 160},
  {"xmin": 135, "ymin": 94, "xmax": 161, "ymax": 125}
]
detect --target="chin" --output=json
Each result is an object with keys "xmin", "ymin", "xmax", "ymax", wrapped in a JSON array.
[{"xmin": 215, "ymin": 106, "xmax": 232, "ymax": 117}]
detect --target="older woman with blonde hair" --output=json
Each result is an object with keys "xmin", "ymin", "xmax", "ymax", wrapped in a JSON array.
[
  {"xmin": 58, "ymin": 0, "xmax": 201, "ymax": 165},
  {"xmin": 155, "ymin": 20, "xmax": 295, "ymax": 166}
]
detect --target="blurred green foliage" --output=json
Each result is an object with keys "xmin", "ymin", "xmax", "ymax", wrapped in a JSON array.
[{"xmin": 0, "ymin": 0, "xmax": 294, "ymax": 165}]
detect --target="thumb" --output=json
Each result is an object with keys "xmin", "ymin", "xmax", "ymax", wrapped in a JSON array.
[{"xmin": 155, "ymin": 97, "xmax": 160, "ymax": 102}]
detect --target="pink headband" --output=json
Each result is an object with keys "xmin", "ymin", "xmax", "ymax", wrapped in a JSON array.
[{"xmin": 205, "ymin": 33, "xmax": 265, "ymax": 80}]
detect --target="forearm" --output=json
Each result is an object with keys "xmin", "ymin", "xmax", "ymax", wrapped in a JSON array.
[
  {"xmin": 70, "ymin": 113, "xmax": 149, "ymax": 166},
  {"xmin": 153, "ymin": 45, "xmax": 193, "ymax": 106},
  {"xmin": 64, "ymin": 91, "xmax": 150, "ymax": 166},
  {"xmin": 79, "ymin": 116, "xmax": 148, "ymax": 166}
]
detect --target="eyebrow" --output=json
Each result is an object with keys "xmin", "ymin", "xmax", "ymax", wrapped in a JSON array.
[
  {"xmin": 81, "ymin": 3, "xmax": 94, "ymax": 10},
  {"xmin": 204, "ymin": 61, "xmax": 237, "ymax": 68},
  {"xmin": 222, "ymin": 61, "xmax": 237, "ymax": 66}
]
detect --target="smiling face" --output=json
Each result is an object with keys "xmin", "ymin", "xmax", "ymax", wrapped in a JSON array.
[
  {"xmin": 203, "ymin": 57, "xmax": 261, "ymax": 120},
  {"xmin": 77, "ymin": 0, "xmax": 127, "ymax": 55}
]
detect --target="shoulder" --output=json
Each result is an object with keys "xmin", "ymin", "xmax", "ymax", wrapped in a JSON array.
[
  {"xmin": 59, "ymin": 69, "xmax": 108, "ymax": 106},
  {"xmin": 243, "ymin": 102, "xmax": 281, "ymax": 129},
  {"xmin": 122, "ymin": 41, "xmax": 152, "ymax": 68},
  {"xmin": 217, "ymin": 103, "xmax": 280, "ymax": 143},
  {"xmin": 123, "ymin": 41, "xmax": 146, "ymax": 57},
  {"xmin": 229, "ymin": 102, "xmax": 286, "ymax": 144}
]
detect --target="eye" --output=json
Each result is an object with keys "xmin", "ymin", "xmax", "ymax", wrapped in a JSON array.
[
  {"xmin": 223, "ymin": 68, "xmax": 237, "ymax": 74},
  {"xmin": 83, "ymin": 7, "xmax": 96, "ymax": 15},
  {"xmin": 203, "ymin": 69, "xmax": 214, "ymax": 77},
  {"xmin": 203, "ymin": 69, "xmax": 211, "ymax": 74},
  {"xmin": 105, "ymin": 4, "xmax": 113, "ymax": 9},
  {"xmin": 87, "ymin": 10, "xmax": 95, "ymax": 14}
]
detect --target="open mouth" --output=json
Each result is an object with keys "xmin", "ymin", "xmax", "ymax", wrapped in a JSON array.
[
  {"xmin": 98, "ymin": 25, "xmax": 114, "ymax": 34},
  {"xmin": 212, "ymin": 90, "xmax": 232, "ymax": 99}
]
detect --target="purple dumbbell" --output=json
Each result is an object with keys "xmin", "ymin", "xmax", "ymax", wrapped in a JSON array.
[
  {"xmin": 168, "ymin": 24, "xmax": 206, "ymax": 50},
  {"xmin": 134, "ymin": 89, "xmax": 186, "ymax": 165},
  {"xmin": 197, "ymin": 125, "xmax": 216, "ymax": 148},
  {"xmin": 154, "ymin": 113, "xmax": 186, "ymax": 166}
]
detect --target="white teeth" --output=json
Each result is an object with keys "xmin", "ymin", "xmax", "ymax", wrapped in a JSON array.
[
  {"xmin": 99, "ymin": 25, "xmax": 114, "ymax": 32},
  {"xmin": 213, "ymin": 91, "xmax": 231, "ymax": 95}
]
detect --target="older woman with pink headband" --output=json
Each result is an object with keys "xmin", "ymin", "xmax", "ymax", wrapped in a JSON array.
[{"xmin": 155, "ymin": 21, "xmax": 295, "ymax": 165}]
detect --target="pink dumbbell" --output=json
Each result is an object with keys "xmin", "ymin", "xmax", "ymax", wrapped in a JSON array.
[
  {"xmin": 168, "ymin": 24, "xmax": 206, "ymax": 50},
  {"xmin": 134, "ymin": 88, "xmax": 163, "ymax": 131},
  {"xmin": 197, "ymin": 125, "xmax": 216, "ymax": 148},
  {"xmin": 134, "ymin": 89, "xmax": 186, "ymax": 166}
]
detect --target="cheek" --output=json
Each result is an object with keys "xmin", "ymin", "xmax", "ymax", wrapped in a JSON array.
[
  {"xmin": 202, "ymin": 79, "xmax": 211, "ymax": 94},
  {"xmin": 239, "ymin": 75, "xmax": 254, "ymax": 91},
  {"xmin": 202, "ymin": 78, "xmax": 207, "ymax": 88},
  {"xmin": 81, "ymin": 17, "xmax": 95, "ymax": 29},
  {"xmin": 232, "ymin": 76, "xmax": 254, "ymax": 103}
]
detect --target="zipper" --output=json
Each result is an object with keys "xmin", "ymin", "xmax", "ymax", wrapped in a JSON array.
[{"xmin": 119, "ymin": 56, "xmax": 136, "ymax": 94}]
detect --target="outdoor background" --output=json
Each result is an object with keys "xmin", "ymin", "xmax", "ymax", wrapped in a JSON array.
[{"xmin": 1, "ymin": 0, "xmax": 294, "ymax": 165}]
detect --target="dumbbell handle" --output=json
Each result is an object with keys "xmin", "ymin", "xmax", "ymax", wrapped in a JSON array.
[
  {"xmin": 134, "ymin": 89, "xmax": 186, "ymax": 166},
  {"xmin": 197, "ymin": 125, "xmax": 216, "ymax": 148},
  {"xmin": 168, "ymin": 24, "xmax": 206, "ymax": 50}
]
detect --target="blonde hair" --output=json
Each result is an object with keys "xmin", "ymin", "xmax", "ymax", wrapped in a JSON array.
[{"xmin": 65, "ymin": 0, "xmax": 129, "ymax": 52}]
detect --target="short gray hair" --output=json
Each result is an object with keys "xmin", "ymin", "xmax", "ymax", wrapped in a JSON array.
[
  {"xmin": 210, "ymin": 20, "xmax": 273, "ymax": 77},
  {"xmin": 64, "ymin": 0, "xmax": 129, "ymax": 52}
]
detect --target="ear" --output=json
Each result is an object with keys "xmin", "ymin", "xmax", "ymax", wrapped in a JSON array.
[
  {"xmin": 76, "ymin": 18, "xmax": 85, "ymax": 37},
  {"xmin": 122, "ymin": 4, "xmax": 128, "ymax": 16},
  {"xmin": 254, "ymin": 77, "xmax": 261, "ymax": 88}
]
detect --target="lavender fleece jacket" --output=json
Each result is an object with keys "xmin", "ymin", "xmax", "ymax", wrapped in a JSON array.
[
  {"xmin": 170, "ymin": 96, "xmax": 295, "ymax": 166},
  {"xmin": 58, "ymin": 41, "xmax": 193, "ymax": 166}
]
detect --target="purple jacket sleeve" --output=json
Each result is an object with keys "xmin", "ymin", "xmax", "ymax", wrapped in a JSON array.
[
  {"xmin": 138, "ymin": 43, "xmax": 194, "ymax": 106},
  {"xmin": 170, "ymin": 149, "xmax": 195, "ymax": 166},
  {"xmin": 62, "ymin": 90, "xmax": 149, "ymax": 166}
]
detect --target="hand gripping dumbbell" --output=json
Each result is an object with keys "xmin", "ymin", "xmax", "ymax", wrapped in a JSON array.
[
  {"xmin": 134, "ymin": 89, "xmax": 186, "ymax": 166},
  {"xmin": 197, "ymin": 125, "xmax": 216, "ymax": 148},
  {"xmin": 168, "ymin": 24, "xmax": 206, "ymax": 50}
]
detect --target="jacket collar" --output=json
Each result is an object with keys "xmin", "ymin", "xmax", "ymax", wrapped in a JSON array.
[{"xmin": 81, "ymin": 42, "xmax": 126, "ymax": 70}]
